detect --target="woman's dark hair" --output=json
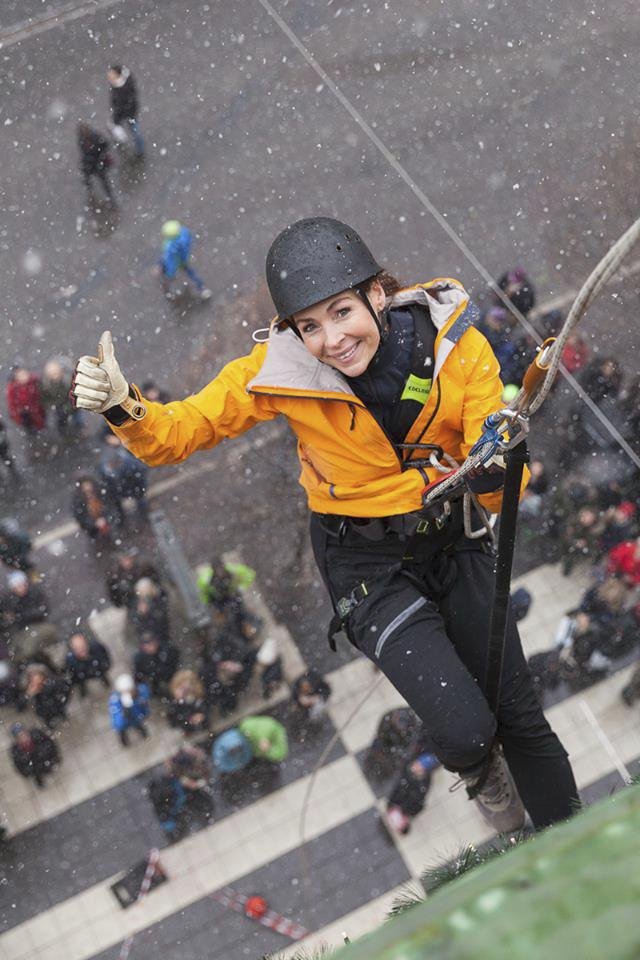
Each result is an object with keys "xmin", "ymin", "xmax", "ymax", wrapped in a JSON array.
[
  {"xmin": 108, "ymin": 64, "xmax": 123, "ymax": 75},
  {"xmin": 367, "ymin": 270, "xmax": 403, "ymax": 298}
]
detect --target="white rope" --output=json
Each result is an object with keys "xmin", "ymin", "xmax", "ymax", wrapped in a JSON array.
[
  {"xmin": 297, "ymin": 671, "xmax": 385, "ymax": 918},
  {"xmin": 526, "ymin": 215, "xmax": 640, "ymax": 415}
]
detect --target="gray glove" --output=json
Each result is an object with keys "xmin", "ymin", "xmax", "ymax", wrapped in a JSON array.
[{"xmin": 73, "ymin": 331, "xmax": 145, "ymax": 420}]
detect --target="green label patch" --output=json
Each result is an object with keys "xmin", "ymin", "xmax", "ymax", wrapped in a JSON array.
[{"xmin": 401, "ymin": 374, "xmax": 432, "ymax": 404}]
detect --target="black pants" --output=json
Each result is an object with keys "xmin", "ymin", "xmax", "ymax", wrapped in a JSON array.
[
  {"xmin": 311, "ymin": 514, "xmax": 579, "ymax": 830},
  {"xmin": 82, "ymin": 166, "xmax": 113, "ymax": 201}
]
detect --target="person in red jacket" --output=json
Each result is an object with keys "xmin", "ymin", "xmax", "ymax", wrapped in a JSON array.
[
  {"xmin": 6, "ymin": 364, "xmax": 46, "ymax": 432},
  {"xmin": 607, "ymin": 537, "xmax": 640, "ymax": 587}
]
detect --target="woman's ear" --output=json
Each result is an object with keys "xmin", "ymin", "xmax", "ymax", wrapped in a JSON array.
[{"xmin": 369, "ymin": 279, "xmax": 386, "ymax": 312}]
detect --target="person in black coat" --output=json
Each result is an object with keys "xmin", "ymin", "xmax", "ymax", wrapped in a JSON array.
[
  {"xmin": 200, "ymin": 630, "xmax": 257, "ymax": 718},
  {"xmin": 496, "ymin": 267, "xmax": 536, "ymax": 317},
  {"xmin": 106, "ymin": 550, "xmax": 162, "ymax": 609},
  {"xmin": 24, "ymin": 664, "xmax": 70, "ymax": 728},
  {"xmin": 129, "ymin": 578, "xmax": 171, "ymax": 645},
  {"xmin": 71, "ymin": 475, "xmax": 123, "ymax": 541},
  {"xmin": 386, "ymin": 751, "xmax": 440, "ymax": 834},
  {"xmin": 167, "ymin": 670, "xmax": 208, "ymax": 733},
  {"xmin": 77, "ymin": 122, "xmax": 114, "ymax": 202},
  {"xmin": 107, "ymin": 65, "xmax": 144, "ymax": 156},
  {"xmin": 1, "ymin": 571, "xmax": 59, "ymax": 668},
  {"xmin": 10, "ymin": 723, "xmax": 60, "ymax": 787},
  {"xmin": 134, "ymin": 632, "xmax": 179, "ymax": 697},
  {"xmin": 0, "ymin": 659, "xmax": 25, "ymax": 709},
  {"xmin": 0, "ymin": 415, "xmax": 19, "ymax": 480},
  {"xmin": 65, "ymin": 632, "xmax": 111, "ymax": 697},
  {"xmin": 0, "ymin": 518, "xmax": 33, "ymax": 572},
  {"xmin": 98, "ymin": 443, "xmax": 149, "ymax": 517},
  {"xmin": 1, "ymin": 571, "xmax": 48, "ymax": 632},
  {"xmin": 289, "ymin": 670, "xmax": 332, "ymax": 737}
]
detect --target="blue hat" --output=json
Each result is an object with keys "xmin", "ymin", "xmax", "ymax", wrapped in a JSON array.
[
  {"xmin": 212, "ymin": 728, "xmax": 252, "ymax": 773},
  {"xmin": 10, "ymin": 722, "xmax": 25, "ymax": 738}
]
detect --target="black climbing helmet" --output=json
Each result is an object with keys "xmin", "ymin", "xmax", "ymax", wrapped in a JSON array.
[{"xmin": 265, "ymin": 217, "xmax": 382, "ymax": 320}]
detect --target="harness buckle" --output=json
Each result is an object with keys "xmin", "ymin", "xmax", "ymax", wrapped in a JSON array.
[{"xmin": 336, "ymin": 582, "xmax": 369, "ymax": 620}]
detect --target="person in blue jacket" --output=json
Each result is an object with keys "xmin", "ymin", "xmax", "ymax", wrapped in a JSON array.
[
  {"xmin": 109, "ymin": 674, "xmax": 150, "ymax": 746},
  {"xmin": 159, "ymin": 221, "xmax": 211, "ymax": 301}
]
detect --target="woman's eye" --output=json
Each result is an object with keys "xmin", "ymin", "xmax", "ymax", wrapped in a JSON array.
[
  {"xmin": 301, "ymin": 323, "xmax": 317, "ymax": 335},
  {"xmin": 336, "ymin": 307, "xmax": 350, "ymax": 318}
]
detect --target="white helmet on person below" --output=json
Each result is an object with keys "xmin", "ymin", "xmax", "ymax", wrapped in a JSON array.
[
  {"xmin": 161, "ymin": 220, "xmax": 182, "ymax": 239},
  {"xmin": 115, "ymin": 673, "xmax": 134, "ymax": 693},
  {"xmin": 115, "ymin": 673, "xmax": 135, "ymax": 707}
]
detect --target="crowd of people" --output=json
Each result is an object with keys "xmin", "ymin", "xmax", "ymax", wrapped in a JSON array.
[
  {"xmin": 475, "ymin": 269, "xmax": 640, "ymax": 705},
  {"xmin": 0, "ymin": 528, "xmax": 339, "ymax": 845}
]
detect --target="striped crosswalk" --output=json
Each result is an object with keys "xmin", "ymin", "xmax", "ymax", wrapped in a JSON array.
[{"xmin": 1, "ymin": 562, "xmax": 639, "ymax": 960}]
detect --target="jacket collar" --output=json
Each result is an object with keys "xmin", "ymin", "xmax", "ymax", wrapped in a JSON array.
[{"xmin": 247, "ymin": 280, "xmax": 469, "ymax": 397}]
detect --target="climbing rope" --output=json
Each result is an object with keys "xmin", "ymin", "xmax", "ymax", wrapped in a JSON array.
[
  {"xmin": 298, "ymin": 672, "xmax": 386, "ymax": 918},
  {"xmin": 527, "ymin": 215, "xmax": 640, "ymax": 415},
  {"xmin": 424, "ymin": 214, "xmax": 640, "ymax": 504}
]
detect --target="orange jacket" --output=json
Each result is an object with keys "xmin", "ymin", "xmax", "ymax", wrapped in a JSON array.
[{"xmin": 111, "ymin": 279, "xmax": 528, "ymax": 517}]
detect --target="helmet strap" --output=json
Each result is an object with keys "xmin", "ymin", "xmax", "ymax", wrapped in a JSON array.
[
  {"xmin": 284, "ymin": 318, "xmax": 304, "ymax": 340},
  {"xmin": 356, "ymin": 285, "xmax": 387, "ymax": 342}
]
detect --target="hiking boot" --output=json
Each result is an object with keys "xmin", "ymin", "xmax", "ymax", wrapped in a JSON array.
[{"xmin": 458, "ymin": 746, "xmax": 526, "ymax": 834}]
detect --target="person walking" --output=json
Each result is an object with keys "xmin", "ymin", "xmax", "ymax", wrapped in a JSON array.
[
  {"xmin": 10, "ymin": 723, "xmax": 60, "ymax": 788},
  {"xmin": 72, "ymin": 216, "xmax": 579, "ymax": 834},
  {"xmin": 77, "ymin": 122, "xmax": 115, "ymax": 204},
  {"xmin": 158, "ymin": 221, "xmax": 211, "ymax": 301},
  {"xmin": 107, "ymin": 64, "xmax": 144, "ymax": 157}
]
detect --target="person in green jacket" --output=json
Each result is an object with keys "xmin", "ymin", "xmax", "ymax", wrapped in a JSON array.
[{"xmin": 238, "ymin": 715, "xmax": 288, "ymax": 764}]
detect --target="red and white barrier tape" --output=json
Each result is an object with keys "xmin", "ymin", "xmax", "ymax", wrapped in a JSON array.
[
  {"xmin": 211, "ymin": 885, "xmax": 309, "ymax": 941},
  {"xmin": 117, "ymin": 848, "xmax": 162, "ymax": 960}
]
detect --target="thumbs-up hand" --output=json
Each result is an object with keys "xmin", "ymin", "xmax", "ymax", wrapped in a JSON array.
[{"xmin": 72, "ymin": 330, "xmax": 130, "ymax": 413}]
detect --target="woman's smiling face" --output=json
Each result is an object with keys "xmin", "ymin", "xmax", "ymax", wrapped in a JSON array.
[{"xmin": 292, "ymin": 280, "xmax": 385, "ymax": 377}]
